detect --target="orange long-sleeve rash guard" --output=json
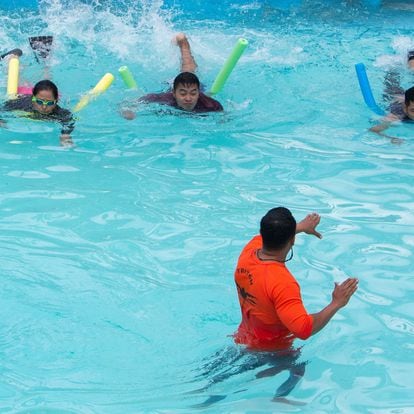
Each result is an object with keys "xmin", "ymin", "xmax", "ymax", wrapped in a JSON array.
[{"xmin": 233, "ymin": 235, "xmax": 313, "ymax": 350}]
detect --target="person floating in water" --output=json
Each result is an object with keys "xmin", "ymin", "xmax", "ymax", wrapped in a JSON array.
[
  {"xmin": 0, "ymin": 38, "xmax": 75, "ymax": 146},
  {"xmin": 121, "ymin": 33, "xmax": 223, "ymax": 119},
  {"xmin": 234, "ymin": 207, "xmax": 358, "ymax": 352},
  {"xmin": 369, "ymin": 50, "xmax": 414, "ymax": 143}
]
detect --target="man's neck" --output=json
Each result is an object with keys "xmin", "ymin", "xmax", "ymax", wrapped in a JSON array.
[{"xmin": 257, "ymin": 247, "xmax": 289, "ymax": 263}]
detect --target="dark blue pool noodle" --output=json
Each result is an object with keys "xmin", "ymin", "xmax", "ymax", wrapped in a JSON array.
[{"xmin": 355, "ymin": 63, "xmax": 385, "ymax": 116}]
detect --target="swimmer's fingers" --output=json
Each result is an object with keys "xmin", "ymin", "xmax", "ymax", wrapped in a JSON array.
[
  {"xmin": 60, "ymin": 134, "xmax": 74, "ymax": 147},
  {"xmin": 391, "ymin": 137, "xmax": 404, "ymax": 145}
]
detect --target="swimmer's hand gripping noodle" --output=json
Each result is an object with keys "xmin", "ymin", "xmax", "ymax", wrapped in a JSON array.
[
  {"xmin": 7, "ymin": 57, "xmax": 19, "ymax": 99},
  {"xmin": 119, "ymin": 66, "xmax": 138, "ymax": 89},
  {"xmin": 73, "ymin": 73, "xmax": 114, "ymax": 113},
  {"xmin": 355, "ymin": 63, "xmax": 385, "ymax": 116},
  {"xmin": 210, "ymin": 38, "xmax": 248, "ymax": 95}
]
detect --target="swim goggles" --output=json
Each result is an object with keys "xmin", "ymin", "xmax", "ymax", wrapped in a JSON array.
[
  {"xmin": 32, "ymin": 96, "xmax": 57, "ymax": 106},
  {"xmin": 408, "ymin": 50, "xmax": 414, "ymax": 62}
]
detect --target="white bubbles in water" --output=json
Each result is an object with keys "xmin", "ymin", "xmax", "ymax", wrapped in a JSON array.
[
  {"xmin": 374, "ymin": 35, "xmax": 414, "ymax": 69},
  {"xmin": 34, "ymin": 0, "xmax": 176, "ymax": 65}
]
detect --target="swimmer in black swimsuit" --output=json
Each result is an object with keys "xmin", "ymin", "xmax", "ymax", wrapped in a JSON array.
[
  {"xmin": 0, "ymin": 46, "xmax": 75, "ymax": 146},
  {"xmin": 369, "ymin": 50, "xmax": 414, "ymax": 143},
  {"xmin": 1, "ymin": 79, "xmax": 75, "ymax": 146}
]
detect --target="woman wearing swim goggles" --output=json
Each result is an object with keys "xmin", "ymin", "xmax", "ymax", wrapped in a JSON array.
[
  {"xmin": 31, "ymin": 80, "xmax": 58, "ymax": 115},
  {"xmin": 1, "ymin": 47, "xmax": 75, "ymax": 146}
]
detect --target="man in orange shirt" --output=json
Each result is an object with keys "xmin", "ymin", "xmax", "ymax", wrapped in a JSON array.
[
  {"xmin": 192, "ymin": 208, "xmax": 358, "ymax": 407},
  {"xmin": 234, "ymin": 207, "xmax": 358, "ymax": 352},
  {"xmin": 224, "ymin": 207, "xmax": 357, "ymax": 401}
]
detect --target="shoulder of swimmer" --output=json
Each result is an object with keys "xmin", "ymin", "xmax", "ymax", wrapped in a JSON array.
[{"xmin": 2, "ymin": 95, "xmax": 32, "ymax": 111}]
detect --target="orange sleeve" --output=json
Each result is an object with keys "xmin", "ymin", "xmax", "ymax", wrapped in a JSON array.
[{"xmin": 271, "ymin": 282, "xmax": 313, "ymax": 340}]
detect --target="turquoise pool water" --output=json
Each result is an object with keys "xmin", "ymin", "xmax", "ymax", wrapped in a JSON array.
[{"xmin": 1, "ymin": 1, "xmax": 414, "ymax": 412}]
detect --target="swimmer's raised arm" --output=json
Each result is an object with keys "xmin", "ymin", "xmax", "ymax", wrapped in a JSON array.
[{"xmin": 174, "ymin": 32, "xmax": 197, "ymax": 73}]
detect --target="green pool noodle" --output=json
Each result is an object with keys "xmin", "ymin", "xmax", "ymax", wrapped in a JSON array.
[
  {"xmin": 119, "ymin": 66, "xmax": 138, "ymax": 89},
  {"xmin": 210, "ymin": 38, "xmax": 248, "ymax": 95}
]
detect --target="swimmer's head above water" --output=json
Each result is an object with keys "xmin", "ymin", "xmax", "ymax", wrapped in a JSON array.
[
  {"xmin": 407, "ymin": 50, "xmax": 414, "ymax": 70},
  {"xmin": 172, "ymin": 71, "xmax": 201, "ymax": 111},
  {"xmin": 31, "ymin": 79, "xmax": 58, "ymax": 115},
  {"xmin": 403, "ymin": 86, "xmax": 414, "ymax": 120}
]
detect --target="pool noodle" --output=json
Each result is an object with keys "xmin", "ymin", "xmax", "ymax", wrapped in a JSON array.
[
  {"xmin": 17, "ymin": 86, "xmax": 33, "ymax": 95},
  {"xmin": 210, "ymin": 38, "xmax": 248, "ymax": 95},
  {"xmin": 119, "ymin": 66, "xmax": 137, "ymax": 89},
  {"xmin": 7, "ymin": 57, "xmax": 19, "ymax": 99},
  {"xmin": 355, "ymin": 63, "xmax": 385, "ymax": 116},
  {"xmin": 73, "ymin": 73, "xmax": 114, "ymax": 112}
]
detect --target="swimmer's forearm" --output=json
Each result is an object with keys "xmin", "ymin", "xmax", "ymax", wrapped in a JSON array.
[
  {"xmin": 370, "ymin": 124, "xmax": 391, "ymax": 135},
  {"xmin": 369, "ymin": 125, "xmax": 402, "ymax": 143}
]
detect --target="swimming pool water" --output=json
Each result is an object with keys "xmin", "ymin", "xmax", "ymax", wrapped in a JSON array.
[{"xmin": 1, "ymin": 1, "xmax": 414, "ymax": 412}]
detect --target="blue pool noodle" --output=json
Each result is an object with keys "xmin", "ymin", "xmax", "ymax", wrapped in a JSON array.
[{"xmin": 355, "ymin": 63, "xmax": 385, "ymax": 116}]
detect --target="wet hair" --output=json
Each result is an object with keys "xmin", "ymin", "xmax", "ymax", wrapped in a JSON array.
[
  {"xmin": 173, "ymin": 72, "xmax": 200, "ymax": 91},
  {"xmin": 405, "ymin": 86, "xmax": 414, "ymax": 106},
  {"xmin": 260, "ymin": 207, "xmax": 296, "ymax": 250},
  {"xmin": 32, "ymin": 80, "xmax": 59, "ymax": 100}
]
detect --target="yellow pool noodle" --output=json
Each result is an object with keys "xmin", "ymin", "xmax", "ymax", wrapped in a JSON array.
[
  {"xmin": 73, "ymin": 73, "xmax": 114, "ymax": 112},
  {"xmin": 7, "ymin": 57, "xmax": 20, "ymax": 99}
]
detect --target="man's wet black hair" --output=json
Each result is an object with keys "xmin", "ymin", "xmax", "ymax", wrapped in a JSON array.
[
  {"xmin": 260, "ymin": 207, "xmax": 296, "ymax": 250},
  {"xmin": 32, "ymin": 79, "xmax": 58, "ymax": 100},
  {"xmin": 405, "ymin": 86, "xmax": 414, "ymax": 106},
  {"xmin": 173, "ymin": 72, "xmax": 200, "ymax": 91}
]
